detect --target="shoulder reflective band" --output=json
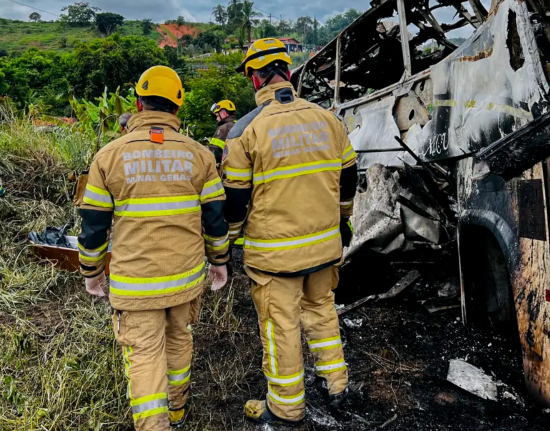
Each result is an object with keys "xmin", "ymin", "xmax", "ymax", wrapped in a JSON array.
[
  {"xmin": 110, "ymin": 261, "xmax": 205, "ymax": 296},
  {"xmin": 210, "ymin": 137, "xmax": 225, "ymax": 150},
  {"xmin": 264, "ymin": 370, "xmax": 304, "ymax": 387},
  {"xmin": 315, "ymin": 359, "xmax": 347, "ymax": 374},
  {"xmin": 84, "ymin": 184, "xmax": 113, "ymax": 208},
  {"xmin": 200, "ymin": 178, "xmax": 224, "ymax": 202},
  {"xmin": 224, "ymin": 167, "xmax": 252, "ymax": 181},
  {"xmin": 167, "ymin": 364, "xmax": 191, "ymax": 386},
  {"xmin": 253, "ymin": 159, "xmax": 342, "ymax": 185},
  {"xmin": 267, "ymin": 385, "xmax": 305, "ymax": 406},
  {"xmin": 114, "ymin": 195, "xmax": 200, "ymax": 217},
  {"xmin": 308, "ymin": 335, "xmax": 342, "ymax": 352},
  {"xmin": 244, "ymin": 226, "xmax": 340, "ymax": 251},
  {"xmin": 342, "ymin": 145, "xmax": 356, "ymax": 163},
  {"xmin": 131, "ymin": 393, "xmax": 169, "ymax": 421}
]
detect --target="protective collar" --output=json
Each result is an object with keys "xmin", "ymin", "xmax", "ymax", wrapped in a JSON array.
[
  {"xmin": 255, "ymin": 82, "xmax": 297, "ymax": 106},
  {"xmin": 127, "ymin": 111, "xmax": 181, "ymax": 133}
]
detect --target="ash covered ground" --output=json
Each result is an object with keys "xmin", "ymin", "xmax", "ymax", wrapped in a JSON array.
[{"xmin": 184, "ymin": 252, "xmax": 549, "ymax": 431}]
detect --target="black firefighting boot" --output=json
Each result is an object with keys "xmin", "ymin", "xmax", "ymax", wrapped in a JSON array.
[
  {"xmin": 169, "ymin": 403, "xmax": 189, "ymax": 429},
  {"xmin": 315, "ymin": 376, "xmax": 349, "ymax": 410},
  {"xmin": 169, "ymin": 389, "xmax": 190, "ymax": 430},
  {"xmin": 244, "ymin": 400, "xmax": 303, "ymax": 427}
]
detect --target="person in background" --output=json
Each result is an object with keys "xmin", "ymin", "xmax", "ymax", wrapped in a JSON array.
[
  {"xmin": 208, "ymin": 100, "xmax": 237, "ymax": 168},
  {"xmin": 119, "ymin": 112, "xmax": 133, "ymax": 135}
]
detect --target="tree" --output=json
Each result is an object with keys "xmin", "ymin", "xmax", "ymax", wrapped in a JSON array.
[
  {"xmin": 212, "ymin": 4, "xmax": 228, "ymax": 27},
  {"xmin": 227, "ymin": 0, "xmax": 243, "ymax": 31},
  {"xmin": 29, "ymin": 12, "xmax": 41, "ymax": 22},
  {"xmin": 277, "ymin": 19, "xmax": 291, "ymax": 36},
  {"xmin": 95, "ymin": 12, "xmax": 124, "ymax": 35},
  {"xmin": 240, "ymin": 0, "xmax": 260, "ymax": 44},
  {"xmin": 141, "ymin": 18, "xmax": 154, "ymax": 35},
  {"xmin": 61, "ymin": 2, "xmax": 100, "ymax": 26},
  {"xmin": 295, "ymin": 16, "xmax": 313, "ymax": 44},
  {"xmin": 325, "ymin": 9, "xmax": 362, "ymax": 34},
  {"xmin": 176, "ymin": 16, "xmax": 185, "ymax": 26},
  {"xmin": 71, "ymin": 35, "xmax": 167, "ymax": 99},
  {"xmin": 256, "ymin": 19, "xmax": 277, "ymax": 39},
  {"xmin": 312, "ymin": 17, "xmax": 319, "ymax": 45}
]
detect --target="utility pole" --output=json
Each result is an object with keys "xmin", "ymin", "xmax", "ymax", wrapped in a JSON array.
[{"xmin": 268, "ymin": 13, "xmax": 272, "ymax": 24}]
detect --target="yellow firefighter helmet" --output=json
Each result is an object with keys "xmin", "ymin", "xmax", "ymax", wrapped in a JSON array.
[
  {"xmin": 211, "ymin": 100, "xmax": 236, "ymax": 114},
  {"xmin": 236, "ymin": 38, "xmax": 292, "ymax": 77},
  {"xmin": 136, "ymin": 66, "xmax": 184, "ymax": 107}
]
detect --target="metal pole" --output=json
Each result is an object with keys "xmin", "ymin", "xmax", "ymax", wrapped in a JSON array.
[
  {"xmin": 396, "ymin": 0, "xmax": 412, "ymax": 78},
  {"xmin": 333, "ymin": 36, "xmax": 342, "ymax": 109}
]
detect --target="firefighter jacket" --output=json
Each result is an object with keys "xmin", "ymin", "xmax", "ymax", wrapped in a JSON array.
[
  {"xmin": 222, "ymin": 82, "xmax": 357, "ymax": 275},
  {"xmin": 209, "ymin": 114, "xmax": 237, "ymax": 165},
  {"xmin": 78, "ymin": 111, "xmax": 230, "ymax": 311}
]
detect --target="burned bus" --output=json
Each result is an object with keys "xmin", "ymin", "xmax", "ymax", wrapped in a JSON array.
[{"xmin": 291, "ymin": 0, "xmax": 550, "ymax": 406}]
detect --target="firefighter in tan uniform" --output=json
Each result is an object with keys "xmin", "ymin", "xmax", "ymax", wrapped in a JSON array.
[
  {"xmin": 208, "ymin": 100, "xmax": 237, "ymax": 167},
  {"xmin": 223, "ymin": 38, "xmax": 357, "ymax": 426},
  {"xmin": 78, "ymin": 66, "xmax": 229, "ymax": 431}
]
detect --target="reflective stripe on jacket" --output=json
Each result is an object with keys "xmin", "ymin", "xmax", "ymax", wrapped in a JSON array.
[
  {"xmin": 222, "ymin": 82, "xmax": 357, "ymax": 274},
  {"xmin": 78, "ymin": 111, "xmax": 229, "ymax": 311}
]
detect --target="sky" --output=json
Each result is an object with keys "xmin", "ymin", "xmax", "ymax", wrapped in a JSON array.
[{"xmin": 0, "ymin": 0, "xmax": 487, "ymax": 38}]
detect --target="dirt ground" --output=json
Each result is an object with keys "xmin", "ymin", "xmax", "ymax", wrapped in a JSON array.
[{"xmin": 183, "ymin": 253, "xmax": 550, "ymax": 431}]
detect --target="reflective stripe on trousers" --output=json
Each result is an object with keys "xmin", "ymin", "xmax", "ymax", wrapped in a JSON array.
[
  {"xmin": 167, "ymin": 364, "xmax": 191, "ymax": 386},
  {"xmin": 114, "ymin": 195, "xmax": 200, "ymax": 217},
  {"xmin": 268, "ymin": 385, "xmax": 305, "ymax": 406},
  {"xmin": 244, "ymin": 226, "xmax": 340, "ymax": 251},
  {"xmin": 264, "ymin": 370, "xmax": 304, "ymax": 387},
  {"xmin": 308, "ymin": 335, "xmax": 342, "ymax": 352},
  {"xmin": 252, "ymin": 159, "xmax": 342, "ymax": 185},
  {"xmin": 110, "ymin": 261, "xmax": 206, "ymax": 296},
  {"xmin": 83, "ymin": 184, "xmax": 113, "ymax": 208},
  {"xmin": 266, "ymin": 318, "xmax": 278, "ymax": 375},
  {"xmin": 131, "ymin": 393, "xmax": 169, "ymax": 421},
  {"xmin": 200, "ymin": 178, "xmax": 224, "ymax": 202},
  {"xmin": 315, "ymin": 359, "xmax": 347, "ymax": 374}
]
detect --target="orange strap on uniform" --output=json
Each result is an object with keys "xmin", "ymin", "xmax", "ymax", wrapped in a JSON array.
[{"xmin": 150, "ymin": 127, "xmax": 165, "ymax": 144}]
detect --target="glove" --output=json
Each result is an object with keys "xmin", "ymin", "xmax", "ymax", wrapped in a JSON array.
[
  {"xmin": 85, "ymin": 272, "xmax": 107, "ymax": 297},
  {"xmin": 209, "ymin": 264, "xmax": 228, "ymax": 291},
  {"xmin": 340, "ymin": 217, "xmax": 354, "ymax": 248}
]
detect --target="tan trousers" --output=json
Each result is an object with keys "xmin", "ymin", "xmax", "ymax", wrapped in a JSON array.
[
  {"xmin": 112, "ymin": 296, "xmax": 201, "ymax": 431},
  {"xmin": 247, "ymin": 265, "xmax": 348, "ymax": 421}
]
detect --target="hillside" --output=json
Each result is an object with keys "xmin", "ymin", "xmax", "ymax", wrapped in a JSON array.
[{"xmin": 0, "ymin": 18, "xmax": 214, "ymax": 53}]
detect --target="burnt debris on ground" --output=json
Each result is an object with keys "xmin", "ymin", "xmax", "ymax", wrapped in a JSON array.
[{"xmin": 185, "ymin": 254, "xmax": 549, "ymax": 431}]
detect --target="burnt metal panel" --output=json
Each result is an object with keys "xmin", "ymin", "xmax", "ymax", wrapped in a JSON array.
[{"xmin": 518, "ymin": 179, "xmax": 547, "ymax": 241}]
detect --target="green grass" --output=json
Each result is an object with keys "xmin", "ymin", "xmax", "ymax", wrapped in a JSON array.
[
  {"xmin": 0, "ymin": 20, "xmax": 161, "ymax": 53},
  {"xmin": 0, "ymin": 107, "xmax": 263, "ymax": 430}
]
